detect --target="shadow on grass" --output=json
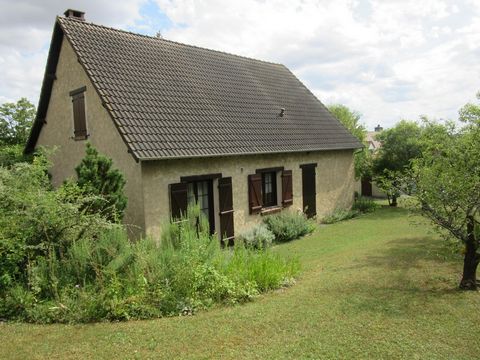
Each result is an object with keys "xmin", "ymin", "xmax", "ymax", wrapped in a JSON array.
[
  {"xmin": 357, "ymin": 205, "xmax": 422, "ymax": 221},
  {"xmin": 363, "ymin": 236, "xmax": 459, "ymax": 269},
  {"xmin": 336, "ymin": 235, "xmax": 464, "ymax": 316}
]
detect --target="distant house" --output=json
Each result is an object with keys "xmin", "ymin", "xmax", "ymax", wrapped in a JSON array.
[
  {"xmin": 25, "ymin": 9, "xmax": 362, "ymax": 240},
  {"xmin": 356, "ymin": 125, "xmax": 385, "ymax": 197}
]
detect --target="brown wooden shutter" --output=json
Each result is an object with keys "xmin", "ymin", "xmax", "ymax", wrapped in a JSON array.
[
  {"xmin": 169, "ymin": 182, "xmax": 188, "ymax": 220},
  {"xmin": 72, "ymin": 92, "xmax": 87, "ymax": 139},
  {"xmin": 248, "ymin": 174, "xmax": 263, "ymax": 214},
  {"xmin": 218, "ymin": 177, "xmax": 235, "ymax": 245},
  {"xmin": 282, "ymin": 169, "xmax": 293, "ymax": 207}
]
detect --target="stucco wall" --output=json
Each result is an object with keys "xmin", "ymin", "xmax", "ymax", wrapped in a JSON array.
[
  {"xmin": 35, "ymin": 38, "xmax": 145, "ymax": 236},
  {"xmin": 141, "ymin": 149, "xmax": 355, "ymax": 240}
]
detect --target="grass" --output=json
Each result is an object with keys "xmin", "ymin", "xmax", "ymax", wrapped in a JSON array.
[{"xmin": 1, "ymin": 206, "xmax": 479, "ymax": 359}]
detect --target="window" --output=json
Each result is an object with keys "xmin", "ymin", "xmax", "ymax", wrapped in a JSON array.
[
  {"xmin": 248, "ymin": 167, "xmax": 293, "ymax": 214},
  {"xmin": 186, "ymin": 180, "xmax": 214, "ymax": 234},
  {"xmin": 262, "ymin": 171, "xmax": 277, "ymax": 207},
  {"xmin": 69, "ymin": 86, "xmax": 88, "ymax": 140}
]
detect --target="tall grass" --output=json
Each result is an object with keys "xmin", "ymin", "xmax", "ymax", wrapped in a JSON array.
[{"xmin": 1, "ymin": 206, "xmax": 299, "ymax": 323}]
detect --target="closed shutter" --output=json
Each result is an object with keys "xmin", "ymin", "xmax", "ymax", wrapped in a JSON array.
[
  {"xmin": 218, "ymin": 177, "xmax": 235, "ymax": 245},
  {"xmin": 169, "ymin": 182, "xmax": 188, "ymax": 220},
  {"xmin": 248, "ymin": 174, "xmax": 263, "ymax": 214},
  {"xmin": 282, "ymin": 169, "xmax": 293, "ymax": 207},
  {"xmin": 72, "ymin": 92, "xmax": 87, "ymax": 139}
]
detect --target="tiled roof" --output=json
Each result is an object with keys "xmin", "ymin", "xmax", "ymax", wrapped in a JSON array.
[{"xmin": 28, "ymin": 16, "xmax": 362, "ymax": 160}]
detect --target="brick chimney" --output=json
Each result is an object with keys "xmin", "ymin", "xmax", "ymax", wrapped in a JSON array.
[
  {"xmin": 374, "ymin": 124, "xmax": 383, "ymax": 132},
  {"xmin": 64, "ymin": 9, "xmax": 85, "ymax": 21}
]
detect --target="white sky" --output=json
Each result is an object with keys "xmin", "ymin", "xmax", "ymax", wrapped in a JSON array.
[{"xmin": 0, "ymin": 0, "xmax": 479, "ymax": 130}]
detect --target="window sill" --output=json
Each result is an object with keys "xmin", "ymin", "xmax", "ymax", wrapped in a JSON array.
[
  {"xmin": 260, "ymin": 205, "xmax": 282, "ymax": 216},
  {"xmin": 72, "ymin": 134, "xmax": 89, "ymax": 141}
]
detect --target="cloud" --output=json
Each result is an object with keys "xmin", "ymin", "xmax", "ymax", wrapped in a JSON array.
[
  {"xmin": 0, "ymin": 0, "xmax": 147, "ymax": 104},
  {"xmin": 1, "ymin": 0, "xmax": 479, "ymax": 130}
]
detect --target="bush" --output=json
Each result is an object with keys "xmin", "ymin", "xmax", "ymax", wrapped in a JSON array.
[
  {"xmin": 322, "ymin": 209, "xmax": 360, "ymax": 224},
  {"xmin": 237, "ymin": 223, "xmax": 275, "ymax": 249},
  {"xmin": 75, "ymin": 143, "xmax": 127, "ymax": 222},
  {"xmin": 352, "ymin": 196, "xmax": 378, "ymax": 213},
  {"xmin": 263, "ymin": 210, "xmax": 316, "ymax": 243}
]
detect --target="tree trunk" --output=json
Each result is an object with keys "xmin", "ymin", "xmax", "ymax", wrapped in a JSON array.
[
  {"xmin": 390, "ymin": 194, "xmax": 397, "ymax": 207},
  {"xmin": 459, "ymin": 217, "xmax": 479, "ymax": 290}
]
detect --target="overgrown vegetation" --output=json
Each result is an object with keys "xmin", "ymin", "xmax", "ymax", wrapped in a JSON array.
[
  {"xmin": 263, "ymin": 210, "xmax": 316, "ymax": 243},
  {"xmin": 0, "ymin": 153, "xmax": 299, "ymax": 323}
]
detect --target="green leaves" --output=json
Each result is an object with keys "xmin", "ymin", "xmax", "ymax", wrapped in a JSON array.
[
  {"xmin": 0, "ymin": 98, "xmax": 36, "ymax": 146},
  {"xmin": 75, "ymin": 143, "xmax": 127, "ymax": 222},
  {"xmin": 327, "ymin": 104, "xmax": 371, "ymax": 179}
]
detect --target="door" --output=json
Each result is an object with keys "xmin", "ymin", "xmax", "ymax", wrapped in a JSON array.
[
  {"xmin": 187, "ymin": 180, "xmax": 215, "ymax": 234},
  {"xmin": 301, "ymin": 164, "xmax": 316, "ymax": 218},
  {"xmin": 361, "ymin": 177, "xmax": 372, "ymax": 197}
]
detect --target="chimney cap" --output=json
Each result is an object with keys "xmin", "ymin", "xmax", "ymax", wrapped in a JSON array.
[{"xmin": 64, "ymin": 9, "xmax": 85, "ymax": 21}]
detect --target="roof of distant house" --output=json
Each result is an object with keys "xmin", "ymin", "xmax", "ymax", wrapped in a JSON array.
[
  {"xmin": 366, "ymin": 131, "xmax": 382, "ymax": 151},
  {"xmin": 26, "ymin": 13, "xmax": 362, "ymax": 160}
]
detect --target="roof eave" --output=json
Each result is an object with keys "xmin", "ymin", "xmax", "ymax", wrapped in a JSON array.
[
  {"xmin": 137, "ymin": 144, "xmax": 362, "ymax": 162},
  {"xmin": 24, "ymin": 18, "xmax": 64, "ymax": 154}
]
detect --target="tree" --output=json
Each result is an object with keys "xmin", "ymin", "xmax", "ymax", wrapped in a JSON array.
[
  {"xmin": 372, "ymin": 120, "xmax": 422, "ymax": 206},
  {"xmin": 0, "ymin": 98, "xmax": 36, "ymax": 146},
  {"xmin": 412, "ymin": 95, "xmax": 480, "ymax": 290},
  {"xmin": 328, "ymin": 104, "xmax": 371, "ymax": 179},
  {"xmin": 75, "ymin": 143, "xmax": 127, "ymax": 222}
]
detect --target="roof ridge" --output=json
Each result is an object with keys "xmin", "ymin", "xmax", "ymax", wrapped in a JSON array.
[{"xmin": 57, "ymin": 16, "xmax": 283, "ymax": 67}]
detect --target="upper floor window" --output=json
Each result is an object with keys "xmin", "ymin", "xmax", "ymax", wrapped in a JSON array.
[{"xmin": 69, "ymin": 86, "xmax": 88, "ymax": 140}]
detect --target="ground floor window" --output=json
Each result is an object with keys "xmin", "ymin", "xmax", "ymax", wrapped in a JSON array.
[
  {"xmin": 186, "ymin": 180, "xmax": 214, "ymax": 234},
  {"xmin": 262, "ymin": 171, "xmax": 277, "ymax": 207}
]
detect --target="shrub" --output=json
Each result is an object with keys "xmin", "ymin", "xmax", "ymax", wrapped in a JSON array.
[
  {"xmin": 75, "ymin": 143, "xmax": 127, "ymax": 222},
  {"xmin": 322, "ymin": 209, "xmax": 360, "ymax": 224},
  {"xmin": 352, "ymin": 196, "xmax": 378, "ymax": 213},
  {"xmin": 263, "ymin": 210, "xmax": 316, "ymax": 243},
  {"xmin": 237, "ymin": 223, "xmax": 275, "ymax": 249}
]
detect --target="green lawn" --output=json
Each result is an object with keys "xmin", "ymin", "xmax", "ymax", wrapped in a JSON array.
[{"xmin": 1, "ymin": 206, "xmax": 479, "ymax": 359}]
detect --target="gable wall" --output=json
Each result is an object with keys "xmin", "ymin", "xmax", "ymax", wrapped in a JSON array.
[
  {"xmin": 141, "ymin": 149, "xmax": 355, "ymax": 240},
  {"xmin": 35, "ymin": 38, "xmax": 145, "ymax": 237}
]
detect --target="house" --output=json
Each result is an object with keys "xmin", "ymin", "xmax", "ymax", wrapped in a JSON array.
[
  {"xmin": 25, "ymin": 10, "xmax": 362, "ymax": 241},
  {"xmin": 356, "ymin": 125, "xmax": 385, "ymax": 197}
]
